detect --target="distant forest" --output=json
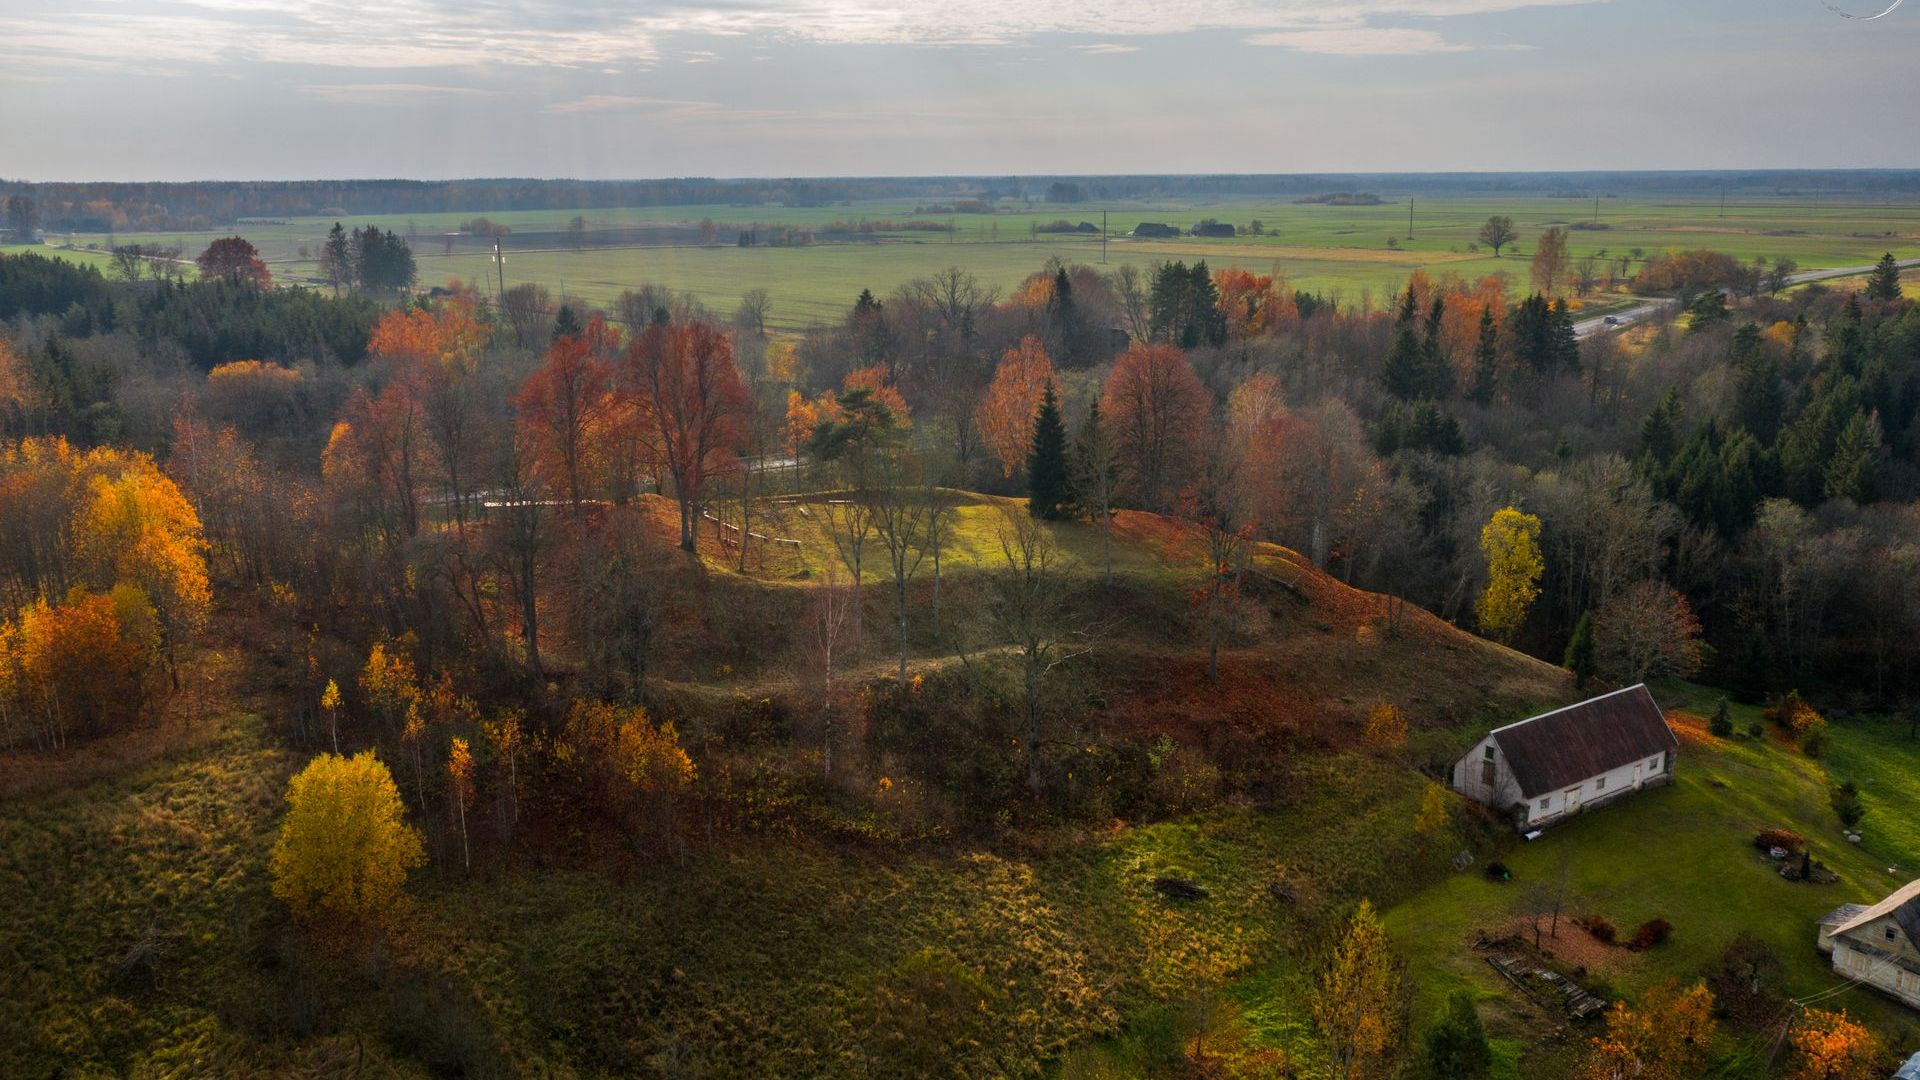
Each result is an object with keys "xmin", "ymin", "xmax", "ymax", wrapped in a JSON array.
[{"xmin": 6, "ymin": 170, "xmax": 1920, "ymax": 232}]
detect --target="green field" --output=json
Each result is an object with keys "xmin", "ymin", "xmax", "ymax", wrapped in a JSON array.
[{"xmin": 15, "ymin": 194, "xmax": 1919, "ymax": 331}]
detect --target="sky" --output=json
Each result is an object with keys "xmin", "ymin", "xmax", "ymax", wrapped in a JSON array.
[{"xmin": 0, "ymin": 0, "xmax": 1916, "ymax": 181}]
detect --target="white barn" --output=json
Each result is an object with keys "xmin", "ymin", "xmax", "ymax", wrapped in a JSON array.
[
  {"xmin": 1818, "ymin": 879, "xmax": 1920, "ymax": 1010},
  {"xmin": 1450, "ymin": 684, "xmax": 1678, "ymax": 830}
]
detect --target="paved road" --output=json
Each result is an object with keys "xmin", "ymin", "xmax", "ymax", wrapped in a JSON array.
[{"xmin": 1573, "ymin": 256, "xmax": 1920, "ymax": 339}]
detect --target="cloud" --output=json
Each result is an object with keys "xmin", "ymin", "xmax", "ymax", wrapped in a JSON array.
[
  {"xmin": 299, "ymin": 82, "xmax": 504, "ymax": 103},
  {"xmin": 1247, "ymin": 26, "xmax": 1473, "ymax": 54},
  {"xmin": 0, "ymin": 0, "xmax": 1599, "ymax": 76},
  {"xmin": 543, "ymin": 94, "xmax": 721, "ymax": 116},
  {"xmin": 1074, "ymin": 43, "xmax": 1141, "ymax": 54}
]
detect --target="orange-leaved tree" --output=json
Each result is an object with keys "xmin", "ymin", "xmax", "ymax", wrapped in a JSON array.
[
  {"xmin": 195, "ymin": 236, "xmax": 271, "ymax": 288},
  {"xmin": 975, "ymin": 335, "xmax": 1055, "ymax": 479},
  {"xmin": 622, "ymin": 321, "xmax": 750, "ymax": 552},
  {"xmin": 1786, "ymin": 1009, "xmax": 1887, "ymax": 1080},
  {"xmin": 1579, "ymin": 981, "xmax": 1716, "ymax": 1080},
  {"xmin": 1314, "ymin": 898, "xmax": 1408, "ymax": 1080},
  {"xmin": 1101, "ymin": 344, "xmax": 1208, "ymax": 512},
  {"xmin": 514, "ymin": 329, "xmax": 616, "ymax": 515}
]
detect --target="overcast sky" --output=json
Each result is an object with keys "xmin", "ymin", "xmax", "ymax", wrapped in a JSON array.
[{"xmin": 1, "ymin": 0, "xmax": 1915, "ymax": 181}]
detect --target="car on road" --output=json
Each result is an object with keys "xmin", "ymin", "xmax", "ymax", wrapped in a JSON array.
[{"xmin": 1603, "ymin": 315, "xmax": 1622, "ymax": 326}]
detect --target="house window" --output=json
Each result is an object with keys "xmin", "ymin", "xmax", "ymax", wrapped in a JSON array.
[
  {"xmin": 1481, "ymin": 761, "xmax": 1496, "ymax": 787},
  {"xmin": 1484, "ymin": 746, "xmax": 1495, "ymax": 760},
  {"xmin": 1648, "ymin": 757, "xmax": 1660, "ymax": 772},
  {"xmin": 1595, "ymin": 776, "xmax": 1606, "ymax": 791},
  {"xmin": 1539, "ymin": 797, "xmax": 1551, "ymax": 811},
  {"xmin": 1887, "ymin": 926, "xmax": 1899, "ymax": 944}
]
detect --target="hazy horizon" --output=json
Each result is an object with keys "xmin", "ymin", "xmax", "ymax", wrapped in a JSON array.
[{"xmin": 4, "ymin": 0, "xmax": 1917, "ymax": 182}]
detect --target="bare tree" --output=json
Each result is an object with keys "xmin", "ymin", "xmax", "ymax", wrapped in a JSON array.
[
  {"xmin": 803, "ymin": 564, "xmax": 857, "ymax": 778},
  {"xmin": 1478, "ymin": 216, "xmax": 1518, "ymax": 258},
  {"xmin": 1110, "ymin": 263, "xmax": 1152, "ymax": 343},
  {"xmin": 491, "ymin": 436, "xmax": 550, "ymax": 675},
  {"xmin": 109, "ymin": 244, "xmax": 148, "ymax": 281},
  {"xmin": 986, "ymin": 510, "xmax": 1091, "ymax": 795},
  {"xmin": 734, "ymin": 288, "xmax": 771, "ymax": 338}
]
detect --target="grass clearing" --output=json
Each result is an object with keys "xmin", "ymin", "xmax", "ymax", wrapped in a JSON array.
[{"xmin": 1382, "ymin": 681, "xmax": 1920, "ymax": 1074}]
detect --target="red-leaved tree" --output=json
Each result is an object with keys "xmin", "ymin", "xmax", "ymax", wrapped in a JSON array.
[
  {"xmin": 622, "ymin": 321, "xmax": 750, "ymax": 552},
  {"xmin": 196, "ymin": 236, "xmax": 271, "ymax": 288},
  {"xmin": 1100, "ymin": 344, "xmax": 1208, "ymax": 511}
]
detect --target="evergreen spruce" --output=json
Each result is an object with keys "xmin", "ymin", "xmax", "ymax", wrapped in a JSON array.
[
  {"xmin": 1026, "ymin": 381, "xmax": 1071, "ymax": 520},
  {"xmin": 1865, "ymin": 251, "xmax": 1903, "ymax": 302},
  {"xmin": 1564, "ymin": 612, "xmax": 1596, "ymax": 690},
  {"xmin": 1423, "ymin": 991, "xmax": 1493, "ymax": 1080},
  {"xmin": 1469, "ymin": 306, "xmax": 1499, "ymax": 405},
  {"xmin": 552, "ymin": 304, "xmax": 583, "ymax": 343}
]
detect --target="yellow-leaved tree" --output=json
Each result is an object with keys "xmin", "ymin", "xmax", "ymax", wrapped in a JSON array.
[
  {"xmin": 270, "ymin": 751, "xmax": 424, "ymax": 924},
  {"xmin": 1578, "ymin": 980, "xmax": 1716, "ymax": 1080},
  {"xmin": 1477, "ymin": 506, "xmax": 1544, "ymax": 644},
  {"xmin": 1315, "ymin": 899, "xmax": 1407, "ymax": 1080},
  {"xmin": 1786, "ymin": 1009, "xmax": 1887, "ymax": 1080}
]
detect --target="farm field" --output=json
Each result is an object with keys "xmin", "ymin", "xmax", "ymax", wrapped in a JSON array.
[
  {"xmin": 15, "ymin": 194, "xmax": 1919, "ymax": 331},
  {"xmin": 1382, "ymin": 681, "xmax": 1920, "ymax": 1077}
]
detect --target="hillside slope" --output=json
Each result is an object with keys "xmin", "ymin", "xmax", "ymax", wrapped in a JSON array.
[{"xmin": 0, "ymin": 495, "xmax": 1578, "ymax": 1078}]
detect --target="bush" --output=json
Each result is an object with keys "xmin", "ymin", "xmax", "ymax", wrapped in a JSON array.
[
  {"xmin": 1423, "ymin": 990, "xmax": 1493, "ymax": 1079},
  {"xmin": 1632, "ymin": 918, "xmax": 1673, "ymax": 950},
  {"xmin": 1747, "ymin": 720, "xmax": 1765, "ymax": 739},
  {"xmin": 1709, "ymin": 698, "xmax": 1733, "ymax": 737},
  {"xmin": 1831, "ymin": 781, "xmax": 1865, "ymax": 830},
  {"xmin": 1585, "ymin": 914, "xmax": 1617, "ymax": 945},
  {"xmin": 1483, "ymin": 861, "xmax": 1511, "ymax": 882},
  {"xmin": 1754, "ymin": 828, "xmax": 1806, "ymax": 854}
]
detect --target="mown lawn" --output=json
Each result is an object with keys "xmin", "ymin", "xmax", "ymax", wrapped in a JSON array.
[{"xmin": 1382, "ymin": 682, "xmax": 1920, "ymax": 1074}]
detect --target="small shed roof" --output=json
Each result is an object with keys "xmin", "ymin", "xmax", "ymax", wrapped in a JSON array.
[
  {"xmin": 1831, "ymin": 878, "xmax": 1920, "ymax": 953},
  {"xmin": 1487, "ymin": 685, "xmax": 1676, "ymax": 798},
  {"xmin": 1819, "ymin": 903, "xmax": 1871, "ymax": 928},
  {"xmin": 1895, "ymin": 1050, "xmax": 1920, "ymax": 1080}
]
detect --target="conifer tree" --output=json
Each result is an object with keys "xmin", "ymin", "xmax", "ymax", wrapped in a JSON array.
[
  {"xmin": 1070, "ymin": 398, "xmax": 1119, "ymax": 588},
  {"xmin": 1565, "ymin": 611, "xmax": 1596, "ymax": 690},
  {"xmin": 1469, "ymin": 306, "xmax": 1499, "ymax": 405},
  {"xmin": 1865, "ymin": 251, "xmax": 1903, "ymax": 302},
  {"xmin": 1026, "ymin": 381, "xmax": 1070, "ymax": 520}
]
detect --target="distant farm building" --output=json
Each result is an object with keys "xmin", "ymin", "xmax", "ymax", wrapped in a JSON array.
[
  {"xmin": 1819, "ymin": 879, "xmax": 1920, "ymax": 1009},
  {"xmin": 1450, "ymin": 685, "xmax": 1677, "ymax": 829},
  {"xmin": 1132, "ymin": 222, "xmax": 1179, "ymax": 238},
  {"xmin": 1190, "ymin": 221, "xmax": 1237, "ymax": 238}
]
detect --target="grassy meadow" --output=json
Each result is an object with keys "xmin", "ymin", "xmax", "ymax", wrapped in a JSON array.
[{"xmin": 12, "ymin": 193, "xmax": 1919, "ymax": 331}]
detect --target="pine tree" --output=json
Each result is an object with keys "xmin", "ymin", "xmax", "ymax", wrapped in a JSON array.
[
  {"xmin": 1026, "ymin": 381, "xmax": 1070, "ymax": 520},
  {"xmin": 552, "ymin": 304, "xmax": 582, "ymax": 343},
  {"xmin": 1381, "ymin": 324, "xmax": 1429, "ymax": 401},
  {"xmin": 321, "ymin": 222, "xmax": 352, "ymax": 295},
  {"xmin": 1825, "ymin": 409, "xmax": 1883, "ymax": 503},
  {"xmin": 1424, "ymin": 991, "xmax": 1493, "ymax": 1080},
  {"xmin": 1469, "ymin": 306, "xmax": 1499, "ymax": 405},
  {"xmin": 1565, "ymin": 612, "xmax": 1596, "ymax": 690},
  {"xmin": 1422, "ymin": 294, "xmax": 1455, "ymax": 397},
  {"xmin": 1550, "ymin": 298, "xmax": 1580, "ymax": 372},
  {"xmin": 1865, "ymin": 251, "xmax": 1903, "ymax": 302}
]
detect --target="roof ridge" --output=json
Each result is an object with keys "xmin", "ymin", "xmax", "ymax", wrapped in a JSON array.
[
  {"xmin": 1488, "ymin": 683, "xmax": 1650, "ymax": 736},
  {"xmin": 1833, "ymin": 878, "xmax": 1920, "ymax": 938}
]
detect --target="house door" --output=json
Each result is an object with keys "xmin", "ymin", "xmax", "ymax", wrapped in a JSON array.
[
  {"xmin": 1564, "ymin": 787, "xmax": 1582, "ymax": 812},
  {"xmin": 1633, "ymin": 762, "xmax": 1643, "ymax": 789}
]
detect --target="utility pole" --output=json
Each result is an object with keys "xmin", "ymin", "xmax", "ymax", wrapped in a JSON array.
[
  {"xmin": 1101, "ymin": 209, "xmax": 1108, "ymax": 264},
  {"xmin": 1593, "ymin": 195, "xmax": 1600, "ymax": 224},
  {"xmin": 492, "ymin": 237, "xmax": 505, "ymax": 305},
  {"xmin": 1407, "ymin": 197, "xmax": 1415, "ymax": 240}
]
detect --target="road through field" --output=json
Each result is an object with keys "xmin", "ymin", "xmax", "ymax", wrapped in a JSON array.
[{"xmin": 1573, "ymin": 256, "xmax": 1920, "ymax": 338}]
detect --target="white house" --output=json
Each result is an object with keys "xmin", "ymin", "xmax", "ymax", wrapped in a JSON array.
[
  {"xmin": 1818, "ymin": 879, "xmax": 1920, "ymax": 1010},
  {"xmin": 1450, "ymin": 684, "xmax": 1677, "ymax": 829}
]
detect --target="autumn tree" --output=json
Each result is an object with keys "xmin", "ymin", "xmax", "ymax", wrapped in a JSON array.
[
  {"xmin": 1414, "ymin": 782, "xmax": 1452, "ymax": 848},
  {"xmin": 1187, "ymin": 434, "xmax": 1254, "ymax": 685},
  {"xmin": 1594, "ymin": 580, "xmax": 1703, "ymax": 683},
  {"xmin": 1315, "ymin": 899, "xmax": 1408, "ymax": 1080},
  {"xmin": 623, "ymin": 321, "xmax": 751, "ymax": 552},
  {"xmin": 1580, "ymin": 981, "xmax": 1716, "ymax": 1080},
  {"xmin": 559, "ymin": 700, "xmax": 695, "ymax": 848},
  {"xmin": 196, "ymin": 236, "xmax": 271, "ymax": 288},
  {"xmin": 448, "ymin": 736, "xmax": 474, "ymax": 871},
  {"xmin": 269, "ymin": 751, "xmax": 425, "ymax": 924},
  {"xmin": 1101, "ymin": 343, "xmax": 1208, "ymax": 511},
  {"xmin": 514, "ymin": 322, "xmax": 616, "ymax": 514},
  {"xmin": 1477, "ymin": 507, "xmax": 1544, "ymax": 644},
  {"xmin": 1478, "ymin": 216, "xmax": 1517, "ymax": 258},
  {"xmin": 1363, "ymin": 703, "xmax": 1406, "ymax": 753},
  {"xmin": 1786, "ymin": 1008, "xmax": 1888, "ymax": 1080},
  {"xmin": 976, "ymin": 335, "xmax": 1055, "ymax": 480},
  {"xmin": 1531, "ymin": 227, "xmax": 1571, "ymax": 296}
]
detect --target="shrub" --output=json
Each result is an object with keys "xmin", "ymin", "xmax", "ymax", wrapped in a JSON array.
[
  {"xmin": 1585, "ymin": 915, "xmax": 1617, "ymax": 944},
  {"xmin": 1709, "ymin": 698, "xmax": 1733, "ymax": 737},
  {"xmin": 1423, "ymin": 990, "xmax": 1493, "ymax": 1079},
  {"xmin": 1831, "ymin": 781, "xmax": 1865, "ymax": 830},
  {"xmin": 1362, "ymin": 702, "xmax": 1407, "ymax": 753},
  {"xmin": 1754, "ymin": 828, "xmax": 1806, "ymax": 854},
  {"xmin": 1483, "ymin": 861, "xmax": 1511, "ymax": 882},
  {"xmin": 1747, "ymin": 720, "xmax": 1765, "ymax": 739},
  {"xmin": 1632, "ymin": 918, "xmax": 1673, "ymax": 950}
]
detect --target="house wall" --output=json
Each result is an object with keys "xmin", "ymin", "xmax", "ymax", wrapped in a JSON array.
[
  {"xmin": 1521, "ymin": 750, "xmax": 1674, "ymax": 826},
  {"xmin": 1832, "ymin": 939, "xmax": 1920, "ymax": 1008},
  {"xmin": 1451, "ymin": 735, "xmax": 1523, "ymax": 813}
]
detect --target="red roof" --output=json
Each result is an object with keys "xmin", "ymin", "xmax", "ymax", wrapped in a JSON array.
[{"xmin": 1490, "ymin": 684, "xmax": 1676, "ymax": 798}]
